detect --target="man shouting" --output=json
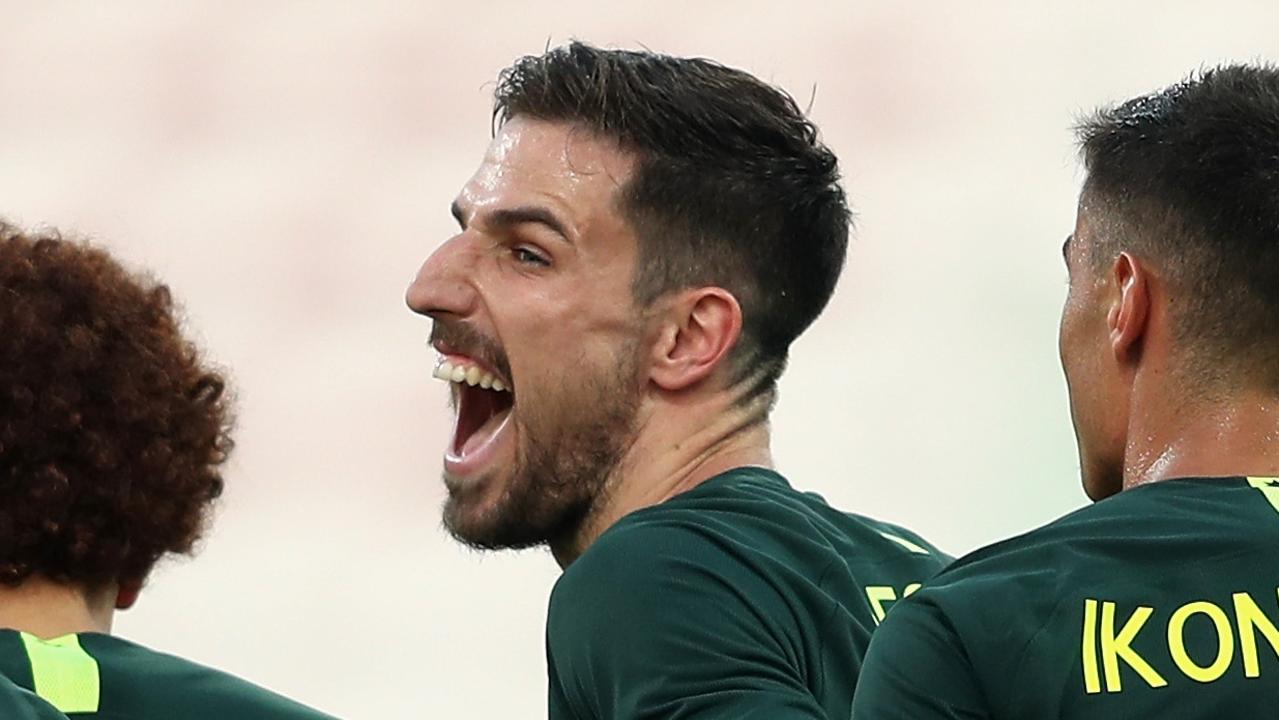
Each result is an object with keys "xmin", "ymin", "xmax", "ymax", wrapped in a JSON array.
[{"xmin": 407, "ymin": 42, "xmax": 947, "ymax": 719}]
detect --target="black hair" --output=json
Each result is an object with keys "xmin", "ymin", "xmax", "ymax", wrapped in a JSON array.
[
  {"xmin": 1077, "ymin": 63, "xmax": 1279, "ymax": 391},
  {"xmin": 493, "ymin": 41, "xmax": 851, "ymax": 407}
]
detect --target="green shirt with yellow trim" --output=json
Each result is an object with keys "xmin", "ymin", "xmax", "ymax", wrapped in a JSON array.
[
  {"xmin": 0, "ymin": 673, "xmax": 68, "ymax": 720},
  {"xmin": 0, "ymin": 630, "xmax": 337, "ymax": 719},
  {"xmin": 546, "ymin": 466, "xmax": 951, "ymax": 719},
  {"xmin": 851, "ymin": 476, "xmax": 1279, "ymax": 720}
]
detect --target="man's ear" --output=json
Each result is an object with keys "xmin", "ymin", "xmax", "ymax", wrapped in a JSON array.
[
  {"xmin": 649, "ymin": 288, "xmax": 743, "ymax": 392},
  {"xmin": 1107, "ymin": 252, "xmax": 1150, "ymax": 366},
  {"xmin": 115, "ymin": 578, "xmax": 143, "ymax": 611}
]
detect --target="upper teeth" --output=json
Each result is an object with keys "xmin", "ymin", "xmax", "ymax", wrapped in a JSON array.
[{"xmin": 433, "ymin": 359, "xmax": 508, "ymax": 392}]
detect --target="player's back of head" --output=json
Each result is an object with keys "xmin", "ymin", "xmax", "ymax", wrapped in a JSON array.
[
  {"xmin": 0, "ymin": 221, "xmax": 335, "ymax": 718},
  {"xmin": 1061, "ymin": 63, "xmax": 1279, "ymax": 499},
  {"xmin": 0, "ymin": 220, "xmax": 231, "ymax": 596},
  {"xmin": 1075, "ymin": 63, "xmax": 1279, "ymax": 395}
]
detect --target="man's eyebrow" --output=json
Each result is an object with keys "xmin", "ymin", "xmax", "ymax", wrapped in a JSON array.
[
  {"xmin": 487, "ymin": 206, "xmax": 573, "ymax": 244},
  {"xmin": 449, "ymin": 201, "xmax": 573, "ymax": 244}
]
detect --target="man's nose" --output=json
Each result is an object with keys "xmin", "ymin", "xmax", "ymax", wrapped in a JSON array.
[{"xmin": 405, "ymin": 235, "xmax": 479, "ymax": 319}]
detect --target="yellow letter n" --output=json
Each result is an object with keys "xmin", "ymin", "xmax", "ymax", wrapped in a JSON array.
[{"xmin": 1234, "ymin": 590, "xmax": 1279, "ymax": 678}]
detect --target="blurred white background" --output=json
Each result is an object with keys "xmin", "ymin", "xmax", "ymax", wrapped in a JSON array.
[{"xmin": 0, "ymin": 2, "xmax": 1275, "ymax": 716}]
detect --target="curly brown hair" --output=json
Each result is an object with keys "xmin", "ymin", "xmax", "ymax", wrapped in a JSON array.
[{"xmin": 0, "ymin": 221, "xmax": 233, "ymax": 590}]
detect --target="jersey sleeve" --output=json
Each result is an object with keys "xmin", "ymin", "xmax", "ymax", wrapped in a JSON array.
[
  {"xmin": 0, "ymin": 677, "xmax": 69, "ymax": 720},
  {"xmin": 850, "ymin": 595, "xmax": 990, "ymax": 720},
  {"xmin": 546, "ymin": 524, "xmax": 828, "ymax": 720}
]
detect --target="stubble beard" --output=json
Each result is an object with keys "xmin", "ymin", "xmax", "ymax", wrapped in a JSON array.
[{"xmin": 442, "ymin": 349, "xmax": 641, "ymax": 552}]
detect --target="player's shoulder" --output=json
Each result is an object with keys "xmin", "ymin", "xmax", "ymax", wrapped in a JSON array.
[
  {"xmin": 549, "ymin": 503, "xmax": 789, "ymax": 629},
  {"xmin": 553, "ymin": 514, "xmax": 721, "ymax": 600},
  {"xmin": 546, "ymin": 517, "xmax": 738, "ymax": 659},
  {"xmin": 928, "ymin": 502, "xmax": 1102, "ymax": 584},
  {"xmin": 911, "ymin": 484, "xmax": 1193, "ymax": 612},
  {"xmin": 847, "ymin": 512, "xmax": 951, "ymax": 562},
  {"xmin": 651, "ymin": 466, "xmax": 950, "ymax": 562},
  {"xmin": 938, "ymin": 478, "xmax": 1248, "ymax": 586},
  {"xmin": 558, "ymin": 470, "xmax": 800, "ymax": 580},
  {"xmin": 553, "ymin": 470, "xmax": 950, "ymax": 607},
  {"xmin": 865, "ymin": 504, "xmax": 1114, "ymax": 680},
  {"xmin": 82, "ymin": 634, "xmax": 337, "ymax": 719},
  {"xmin": 0, "ymin": 675, "xmax": 66, "ymax": 720}
]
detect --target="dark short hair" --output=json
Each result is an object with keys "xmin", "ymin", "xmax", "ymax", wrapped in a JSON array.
[
  {"xmin": 0, "ymin": 222, "xmax": 232, "ymax": 589},
  {"xmin": 1076, "ymin": 63, "xmax": 1279, "ymax": 391},
  {"xmin": 493, "ymin": 42, "xmax": 851, "ymax": 407}
]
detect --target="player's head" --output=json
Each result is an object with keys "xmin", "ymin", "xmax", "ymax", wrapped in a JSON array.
[
  {"xmin": 406, "ymin": 42, "xmax": 849, "ymax": 550},
  {"xmin": 0, "ymin": 222, "xmax": 232, "ymax": 609},
  {"xmin": 1061, "ymin": 63, "xmax": 1279, "ymax": 499}
]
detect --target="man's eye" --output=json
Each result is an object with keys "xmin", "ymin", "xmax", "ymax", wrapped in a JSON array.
[{"xmin": 513, "ymin": 247, "xmax": 549, "ymax": 266}]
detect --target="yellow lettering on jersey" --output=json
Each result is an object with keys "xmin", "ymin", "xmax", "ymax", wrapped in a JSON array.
[
  {"xmin": 1246, "ymin": 476, "xmax": 1279, "ymax": 515},
  {"xmin": 1082, "ymin": 598, "xmax": 1102, "ymax": 694},
  {"xmin": 1168, "ymin": 601, "xmax": 1234, "ymax": 682},
  {"xmin": 866, "ymin": 586, "xmax": 896, "ymax": 624},
  {"xmin": 1100, "ymin": 602, "xmax": 1167, "ymax": 692},
  {"xmin": 1234, "ymin": 590, "xmax": 1279, "ymax": 677},
  {"xmin": 903, "ymin": 583, "xmax": 921, "ymax": 597}
]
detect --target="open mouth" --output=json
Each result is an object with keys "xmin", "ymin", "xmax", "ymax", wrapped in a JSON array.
[{"xmin": 432, "ymin": 357, "xmax": 515, "ymax": 464}]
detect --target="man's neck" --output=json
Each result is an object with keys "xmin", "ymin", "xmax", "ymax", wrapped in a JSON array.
[
  {"xmin": 0, "ymin": 577, "xmax": 114, "ymax": 638},
  {"xmin": 1124, "ymin": 389, "xmax": 1279, "ymax": 490},
  {"xmin": 550, "ymin": 399, "xmax": 773, "ymax": 568}
]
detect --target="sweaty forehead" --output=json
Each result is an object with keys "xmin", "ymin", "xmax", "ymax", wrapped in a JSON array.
[{"xmin": 460, "ymin": 117, "xmax": 634, "ymax": 214}]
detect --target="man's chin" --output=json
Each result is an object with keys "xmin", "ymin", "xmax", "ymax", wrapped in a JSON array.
[{"xmin": 441, "ymin": 490, "xmax": 549, "ymax": 551}]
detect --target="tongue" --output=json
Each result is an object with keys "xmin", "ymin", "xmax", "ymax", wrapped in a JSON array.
[
  {"xmin": 453, "ymin": 385, "xmax": 514, "ymax": 458},
  {"xmin": 459, "ymin": 406, "xmax": 511, "ymax": 458}
]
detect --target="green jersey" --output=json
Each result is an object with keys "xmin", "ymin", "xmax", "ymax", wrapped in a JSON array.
[
  {"xmin": 0, "ymin": 674, "xmax": 67, "ymax": 720},
  {"xmin": 546, "ymin": 467, "xmax": 951, "ymax": 719},
  {"xmin": 0, "ymin": 629, "xmax": 337, "ymax": 719},
  {"xmin": 852, "ymin": 476, "xmax": 1279, "ymax": 719}
]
